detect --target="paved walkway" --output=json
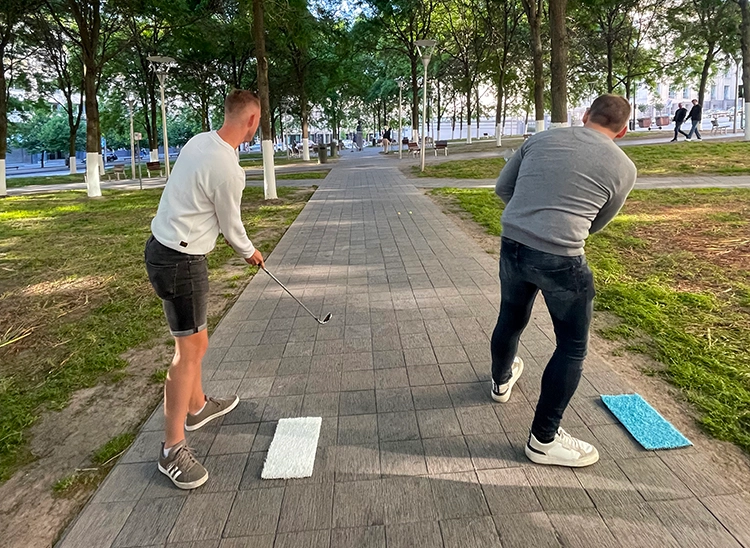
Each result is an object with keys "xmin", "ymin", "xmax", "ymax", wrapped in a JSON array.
[{"xmin": 57, "ymin": 150, "xmax": 750, "ymax": 548}]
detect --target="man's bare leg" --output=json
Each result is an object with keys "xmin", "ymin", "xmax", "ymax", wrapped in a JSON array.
[{"xmin": 164, "ymin": 330, "xmax": 208, "ymax": 448}]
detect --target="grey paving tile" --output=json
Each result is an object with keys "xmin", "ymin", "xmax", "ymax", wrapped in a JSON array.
[
  {"xmin": 223, "ymin": 488, "xmax": 285, "ymax": 537},
  {"xmin": 417, "ymin": 408, "xmax": 463, "ymax": 438},
  {"xmin": 434, "ymin": 346, "xmax": 470, "ymax": 364},
  {"xmin": 306, "ymin": 371, "xmax": 342, "ymax": 393},
  {"xmin": 617, "ymin": 457, "xmax": 693, "ymax": 501},
  {"xmin": 277, "ymin": 355, "xmax": 312, "ymax": 376},
  {"xmin": 339, "ymin": 390, "xmax": 377, "ymax": 415},
  {"xmin": 385, "ymin": 521, "xmax": 443, "ymax": 548},
  {"xmin": 59, "ymin": 502, "xmax": 135, "ymax": 548},
  {"xmin": 208, "ymin": 423, "xmax": 259, "ymax": 455},
  {"xmin": 120, "ymin": 431, "xmax": 163, "ymax": 464},
  {"xmin": 380, "ymin": 440, "xmax": 428, "ymax": 476},
  {"xmin": 573, "ymin": 459, "xmax": 644, "ymax": 507},
  {"xmin": 440, "ymin": 516, "xmax": 503, "ymax": 548},
  {"xmin": 406, "ymin": 365, "xmax": 443, "ymax": 386},
  {"xmin": 375, "ymin": 387, "xmax": 414, "ymax": 412},
  {"xmin": 598, "ymin": 504, "xmax": 681, "ymax": 548},
  {"xmin": 113, "ymin": 497, "xmax": 184, "ymax": 547},
  {"xmin": 590, "ymin": 423, "xmax": 652, "ymax": 460},
  {"xmin": 335, "ymin": 444, "xmax": 380, "ymax": 482},
  {"xmin": 422, "ymin": 436, "xmax": 473, "ymax": 474},
  {"xmin": 477, "ymin": 468, "xmax": 542, "ymax": 515},
  {"xmin": 274, "ymin": 530, "xmax": 330, "ymax": 548},
  {"xmin": 310, "ymin": 354, "xmax": 344, "ymax": 374},
  {"xmin": 237, "ymin": 377, "xmax": 274, "ymax": 399},
  {"xmin": 373, "ymin": 350, "xmax": 405, "ymax": 369},
  {"xmin": 455, "ymin": 405, "xmax": 502, "ymax": 435},
  {"xmin": 374, "ymin": 368, "xmax": 409, "ymax": 389},
  {"xmin": 283, "ymin": 342, "xmax": 314, "ymax": 358},
  {"xmin": 493, "ymin": 512, "xmax": 561, "ymax": 548},
  {"xmin": 167, "ymin": 492, "xmax": 235, "ymax": 543},
  {"xmin": 141, "ymin": 467, "xmax": 191, "ymax": 500},
  {"xmin": 439, "ymin": 363, "xmax": 478, "ymax": 383},
  {"xmin": 341, "ymin": 370, "xmax": 375, "ymax": 391},
  {"xmin": 338, "ymin": 414, "xmax": 378, "ymax": 445},
  {"xmin": 301, "ymin": 392, "xmax": 339, "ymax": 417},
  {"xmin": 649, "ymin": 498, "xmax": 743, "ymax": 548},
  {"xmin": 377, "ymin": 411, "xmax": 420, "ymax": 442},
  {"xmin": 403, "ymin": 347, "xmax": 437, "ymax": 366},
  {"xmin": 330, "ymin": 526, "xmax": 385, "ymax": 548},
  {"xmin": 218, "ymin": 537, "xmax": 274, "ymax": 548},
  {"xmin": 400, "ymin": 332, "xmax": 432, "ymax": 349},
  {"xmin": 383, "ymin": 476, "xmax": 437, "ymax": 523},
  {"xmin": 222, "ymin": 399, "xmax": 266, "ymax": 425},
  {"xmin": 412, "ymin": 385, "xmax": 453, "ymax": 409},
  {"xmin": 250, "ymin": 421, "xmax": 277, "ymax": 453},
  {"xmin": 464, "ymin": 433, "xmax": 520, "ymax": 470},
  {"xmin": 702, "ymin": 492, "xmax": 750, "ymax": 547},
  {"xmin": 91, "ymin": 462, "xmax": 154, "ymax": 503},
  {"xmin": 342, "ymin": 352, "xmax": 374, "ymax": 371},
  {"xmin": 278, "ymin": 483, "xmax": 334, "ymax": 532},
  {"xmin": 261, "ymin": 395, "xmax": 303, "ymax": 421},
  {"xmin": 270, "ymin": 374, "xmax": 307, "ymax": 396},
  {"xmin": 167, "ymin": 540, "xmax": 221, "ymax": 548},
  {"xmin": 524, "ymin": 466, "xmax": 594, "ymax": 511},
  {"xmin": 200, "ymin": 454, "xmax": 248, "ymax": 493},
  {"xmin": 332, "ymin": 480, "xmax": 385, "ymax": 528},
  {"xmin": 494, "ymin": 400, "xmax": 536, "ymax": 434},
  {"xmin": 660, "ymin": 453, "xmax": 743, "ymax": 498},
  {"xmin": 238, "ymin": 452, "xmax": 285, "ymax": 490},
  {"xmin": 430, "ymin": 471, "xmax": 490, "ymax": 519},
  {"xmin": 446, "ymin": 382, "xmax": 487, "ymax": 407},
  {"xmin": 546, "ymin": 508, "xmax": 619, "ymax": 548}
]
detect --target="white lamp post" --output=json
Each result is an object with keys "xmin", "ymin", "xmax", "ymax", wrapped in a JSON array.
[
  {"xmin": 416, "ymin": 39, "xmax": 437, "ymax": 173},
  {"xmin": 126, "ymin": 93, "xmax": 137, "ymax": 181},
  {"xmin": 147, "ymin": 55, "xmax": 176, "ymax": 178},
  {"xmin": 398, "ymin": 80, "xmax": 405, "ymax": 160}
]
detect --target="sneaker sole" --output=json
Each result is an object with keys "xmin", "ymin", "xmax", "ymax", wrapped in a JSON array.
[
  {"xmin": 524, "ymin": 444, "xmax": 600, "ymax": 467},
  {"xmin": 491, "ymin": 359, "xmax": 524, "ymax": 403},
  {"xmin": 185, "ymin": 396, "xmax": 240, "ymax": 432},
  {"xmin": 158, "ymin": 463, "xmax": 209, "ymax": 490}
]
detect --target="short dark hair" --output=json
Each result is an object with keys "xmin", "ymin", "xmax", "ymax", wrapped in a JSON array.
[
  {"xmin": 225, "ymin": 89, "xmax": 260, "ymax": 118},
  {"xmin": 587, "ymin": 94, "xmax": 631, "ymax": 132}
]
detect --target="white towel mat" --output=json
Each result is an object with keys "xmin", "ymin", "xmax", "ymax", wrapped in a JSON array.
[{"xmin": 261, "ymin": 416, "xmax": 322, "ymax": 479}]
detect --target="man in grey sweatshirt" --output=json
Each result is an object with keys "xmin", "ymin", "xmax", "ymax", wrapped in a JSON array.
[{"xmin": 491, "ymin": 94, "xmax": 636, "ymax": 468}]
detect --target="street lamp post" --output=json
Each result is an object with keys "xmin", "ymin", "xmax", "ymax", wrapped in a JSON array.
[
  {"xmin": 416, "ymin": 39, "xmax": 437, "ymax": 173},
  {"xmin": 126, "ymin": 93, "xmax": 137, "ymax": 181},
  {"xmin": 398, "ymin": 80, "xmax": 405, "ymax": 160},
  {"xmin": 147, "ymin": 55, "xmax": 176, "ymax": 178}
]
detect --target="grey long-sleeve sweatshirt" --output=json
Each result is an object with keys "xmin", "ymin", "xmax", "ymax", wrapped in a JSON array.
[{"xmin": 495, "ymin": 127, "xmax": 637, "ymax": 256}]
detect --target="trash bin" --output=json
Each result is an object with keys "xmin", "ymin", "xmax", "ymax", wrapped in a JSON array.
[
  {"xmin": 318, "ymin": 144, "xmax": 327, "ymax": 164},
  {"xmin": 329, "ymin": 141, "xmax": 336, "ymax": 158}
]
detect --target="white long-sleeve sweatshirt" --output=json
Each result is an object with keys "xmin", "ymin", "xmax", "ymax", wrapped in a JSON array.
[{"xmin": 150, "ymin": 131, "xmax": 256, "ymax": 258}]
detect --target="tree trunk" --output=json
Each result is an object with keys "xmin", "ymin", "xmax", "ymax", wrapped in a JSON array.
[
  {"xmin": 83, "ymin": 60, "xmax": 102, "ymax": 196},
  {"xmin": 300, "ymin": 88, "xmax": 310, "ymax": 161},
  {"xmin": 253, "ymin": 0, "xmax": 277, "ymax": 199},
  {"xmin": 550, "ymin": 0, "xmax": 569, "ymax": 126},
  {"xmin": 436, "ymin": 81, "xmax": 441, "ymax": 140},
  {"xmin": 523, "ymin": 0, "xmax": 545, "ymax": 131},
  {"xmin": 0, "ymin": 55, "xmax": 8, "ymax": 197},
  {"xmin": 495, "ymin": 72, "xmax": 505, "ymax": 146},
  {"xmin": 466, "ymin": 89, "xmax": 472, "ymax": 143},
  {"xmin": 698, "ymin": 43, "xmax": 716, "ymax": 105},
  {"xmin": 410, "ymin": 54, "xmax": 420, "ymax": 139},
  {"xmin": 740, "ymin": 0, "xmax": 750, "ymax": 140}
]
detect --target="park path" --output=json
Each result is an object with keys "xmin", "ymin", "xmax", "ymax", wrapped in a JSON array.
[{"xmin": 56, "ymin": 149, "xmax": 750, "ymax": 548}]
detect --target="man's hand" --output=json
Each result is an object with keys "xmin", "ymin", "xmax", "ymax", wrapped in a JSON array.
[{"xmin": 245, "ymin": 249, "xmax": 265, "ymax": 269}]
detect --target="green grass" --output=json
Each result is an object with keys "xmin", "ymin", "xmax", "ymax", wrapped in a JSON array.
[
  {"xmin": 0, "ymin": 186, "xmax": 314, "ymax": 482},
  {"xmin": 432, "ymin": 187, "xmax": 750, "ymax": 453},
  {"xmin": 92, "ymin": 432, "xmax": 136, "ymax": 466},
  {"xmin": 413, "ymin": 141, "xmax": 750, "ymax": 179},
  {"xmin": 247, "ymin": 170, "xmax": 329, "ymax": 181}
]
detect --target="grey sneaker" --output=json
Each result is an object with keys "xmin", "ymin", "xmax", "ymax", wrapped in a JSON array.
[
  {"xmin": 491, "ymin": 357, "xmax": 524, "ymax": 403},
  {"xmin": 185, "ymin": 395, "xmax": 240, "ymax": 431},
  {"xmin": 158, "ymin": 440, "xmax": 208, "ymax": 489}
]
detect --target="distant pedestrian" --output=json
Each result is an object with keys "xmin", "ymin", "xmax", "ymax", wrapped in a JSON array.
[
  {"xmin": 670, "ymin": 103, "xmax": 689, "ymax": 142},
  {"xmin": 685, "ymin": 99, "xmax": 703, "ymax": 141},
  {"xmin": 355, "ymin": 121, "xmax": 363, "ymax": 151},
  {"xmin": 382, "ymin": 127, "xmax": 392, "ymax": 154},
  {"xmin": 491, "ymin": 94, "xmax": 636, "ymax": 468}
]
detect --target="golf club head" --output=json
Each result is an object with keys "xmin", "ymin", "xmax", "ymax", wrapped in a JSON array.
[{"xmin": 319, "ymin": 313, "xmax": 332, "ymax": 325}]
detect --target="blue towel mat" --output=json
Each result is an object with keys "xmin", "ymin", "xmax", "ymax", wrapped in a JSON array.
[{"xmin": 601, "ymin": 393, "xmax": 692, "ymax": 450}]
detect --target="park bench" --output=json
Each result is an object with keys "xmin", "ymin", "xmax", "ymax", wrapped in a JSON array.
[
  {"xmin": 434, "ymin": 140, "xmax": 448, "ymax": 156},
  {"xmin": 109, "ymin": 164, "xmax": 125, "ymax": 181},
  {"xmin": 146, "ymin": 161, "xmax": 163, "ymax": 177},
  {"xmin": 408, "ymin": 142, "xmax": 421, "ymax": 157},
  {"xmin": 6, "ymin": 165, "xmax": 19, "ymax": 170},
  {"xmin": 710, "ymin": 119, "xmax": 729, "ymax": 135}
]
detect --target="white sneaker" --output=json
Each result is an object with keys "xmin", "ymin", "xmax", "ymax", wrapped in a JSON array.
[
  {"xmin": 525, "ymin": 428, "xmax": 600, "ymax": 467},
  {"xmin": 697, "ymin": 138, "xmax": 703, "ymax": 141},
  {"xmin": 491, "ymin": 357, "xmax": 524, "ymax": 403},
  {"xmin": 685, "ymin": 138, "xmax": 692, "ymax": 142}
]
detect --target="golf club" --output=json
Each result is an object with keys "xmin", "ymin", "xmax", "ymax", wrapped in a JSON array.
[{"xmin": 261, "ymin": 267, "xmax": 332, "ymax": 325}]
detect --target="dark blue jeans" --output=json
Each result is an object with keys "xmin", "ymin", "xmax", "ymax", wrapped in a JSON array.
[{"xmin": 491, "ymin": 238, "xmax": 595, "ymax": 441}]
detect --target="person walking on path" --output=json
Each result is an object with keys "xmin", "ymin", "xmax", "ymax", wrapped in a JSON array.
[
  {"xmin": 671, "ymin": 103, "xmax": 689, "ymax": 142},
  {"xmin": 685, "ymin": 99, "xmax": 703, "ymax": 141},
  {"xmin": 382, "ymin": 127, "xmax": 392, "ymax": 154},
  {"xmin": 144, "ymin": 89, "xmax": 265, "ymax": 489},
  {"xmin": 490, "ymin": 94, "xmax": 637, "ymax": 468},
  {"xmin": 355, "ymin": 121, "xmax": 363, "ymax": 151}
]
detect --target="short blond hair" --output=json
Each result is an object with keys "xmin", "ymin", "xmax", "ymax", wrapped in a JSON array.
[{"xmin": 225, "ymin": 89, "xmax": 260, "ymax": 119}]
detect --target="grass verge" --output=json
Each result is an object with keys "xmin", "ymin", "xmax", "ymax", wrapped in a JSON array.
[
  {"xmin": 0, "ymin": 186, "xmax": 314, "ymax": 481},
  {"xmin": 431, "ymin": 187, "xmax": 750, "ymax": 452},
  {"xmin": 247, "ymin": 170, "xmax": 330, "ymax": 181}
]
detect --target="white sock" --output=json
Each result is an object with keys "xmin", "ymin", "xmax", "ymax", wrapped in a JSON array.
[{"xmin": 163, "ymin": 445, "xmax": 172, "ymax": 458}]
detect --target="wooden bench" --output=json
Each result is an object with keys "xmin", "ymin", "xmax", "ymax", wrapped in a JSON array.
[
  {"xmin": 710, "ymin": 119, "xmax": 729, "ymax": 135},
  {"xmin": 407, "ymin": 142, "xmax": 421, "ymax": 157},
  {"xmin": 146, "ymin": 161, "xmax": 163, "ymax": 177},
  {"xmin": 108, "ymin": 163, "xmax": 125, "ymax": 181},
  {"xmin": 434, "ymin": 140, "xmax": 448, "ymax": 156}
]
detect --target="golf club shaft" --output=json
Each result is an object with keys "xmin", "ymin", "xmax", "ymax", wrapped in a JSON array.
[{"xmin": 262, "ymin": 267, "xmax": 321, "ymax": 322}]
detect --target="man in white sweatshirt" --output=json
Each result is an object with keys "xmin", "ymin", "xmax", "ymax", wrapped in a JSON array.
[{"xmin": 145, "ymin": 89, "xmax": 264, "ymax": 489}]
